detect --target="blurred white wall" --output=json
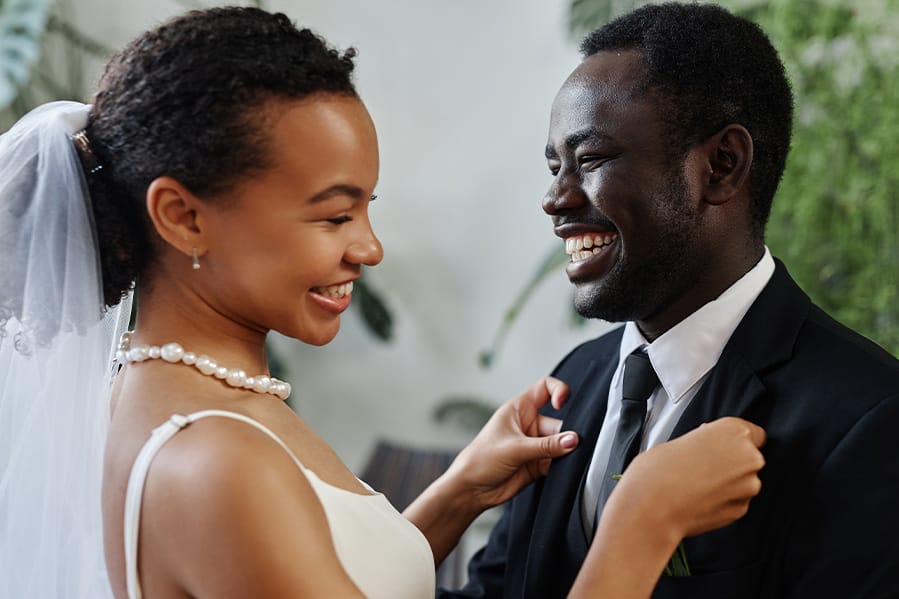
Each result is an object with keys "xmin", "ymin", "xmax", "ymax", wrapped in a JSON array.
[{"xmin": 67, "ymin": 0, "xmax": 617, "ymax": 469}]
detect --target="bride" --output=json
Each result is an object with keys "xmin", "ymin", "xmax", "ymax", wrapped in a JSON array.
[{"xmin": 0, "ymin": 6, "xmax": 764, "ymax": 598}]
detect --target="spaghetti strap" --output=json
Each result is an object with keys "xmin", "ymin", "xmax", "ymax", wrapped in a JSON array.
[{"xmin": 123, "ymin": 410, "xmax": 306, "ymax": 599}]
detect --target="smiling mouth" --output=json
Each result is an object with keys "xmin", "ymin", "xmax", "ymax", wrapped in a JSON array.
[
  {"xmin": 311, "ymin": 281, "xmax": 354, "ymax": 298},
  {"xmin": 565, "ymin": 232, "xmax": 618, "ymax": 263}
]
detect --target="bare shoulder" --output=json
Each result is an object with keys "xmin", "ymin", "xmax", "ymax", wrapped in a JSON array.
[{"xmin": 138, "ymin": 415, "xmax": 363, "ymax": 598}]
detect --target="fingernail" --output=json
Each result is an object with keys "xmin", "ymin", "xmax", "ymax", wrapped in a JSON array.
[{"xmin": 560, "ymin": 433, "xmax": 577, "ymax": 449}]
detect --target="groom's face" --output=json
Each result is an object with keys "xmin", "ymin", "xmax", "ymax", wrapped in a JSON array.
[{"xmin": 542, "ymin": 50, "xmax": 704, "ymax": 327}]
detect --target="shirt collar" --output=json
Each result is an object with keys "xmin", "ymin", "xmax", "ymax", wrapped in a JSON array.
[{"xmin": 614, "ymin": 247, "xmax": 775, "ymax": 403}]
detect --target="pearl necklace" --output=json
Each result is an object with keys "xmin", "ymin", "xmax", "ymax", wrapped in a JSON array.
[{"xmin": 117, "ymin": 332, "xmax": 291, "ymax": 400}]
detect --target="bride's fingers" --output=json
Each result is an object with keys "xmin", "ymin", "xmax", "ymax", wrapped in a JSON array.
[
  {"xmin": 536, "ymin": 415, "xmax": 564, "ymax": 437},
  {"xmin": 711, "ymin": 416, "xmax": 767, "ymax": 449},
  {"xmin": 746, "ymin": 421, "xmax": 766, "ymax": 448},
  {"xmin": 510, "ymin": 430, "xmax": 579, "ymax": 464},
  {"xmin": 547, "ymin": 377, "xmax": 571, "ymax": 410},
  {"xmin": 519, "ymin": 376, "xmax": 570, "ymax": 411}
]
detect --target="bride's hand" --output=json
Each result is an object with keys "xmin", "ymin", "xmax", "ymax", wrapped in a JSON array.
[
  {"xmin": 444, "ymin": 376, "xmax": 579, "ymax": 511},
  {"xmin": 617, "ymin": 416, "xmax": 766, "ymax": 538},
  {"xmin": 405, "ymin": 377, "xmax": 579, "ymax": 564},
  {"xmin": 569, "ymin": 417, "xmax": 765, "ymax": 599}
]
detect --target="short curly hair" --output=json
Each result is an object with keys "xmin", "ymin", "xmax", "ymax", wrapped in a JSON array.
[
  {"xmin": 81, "ymin": 7, "xmax": 358, "ymax": 307},
  {"xmin": 580, "ymin": 2, "xmax": 793, "ymax": 239}
]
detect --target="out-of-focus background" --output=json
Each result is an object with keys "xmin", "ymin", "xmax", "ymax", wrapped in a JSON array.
[{"xmin": 3, "ymin": 0, "xmax": 896, "ymax": 585}]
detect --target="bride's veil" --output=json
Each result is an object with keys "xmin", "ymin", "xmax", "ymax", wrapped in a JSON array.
[{"xmin": 0, "ymin": 101, "xmax": 132, "ymax": 598}]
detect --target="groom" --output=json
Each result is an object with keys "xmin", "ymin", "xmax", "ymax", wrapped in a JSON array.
[{"xmin": 440, "ymin": 3, "xmax": 899, "ymax": 598}]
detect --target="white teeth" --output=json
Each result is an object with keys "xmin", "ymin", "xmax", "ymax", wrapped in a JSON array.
[
  {"xmin": 572, "ymin": 248, "xmax": 600, "ymax": 263},
  {"xmin": 564, "ymin": 233, "xmax": 618, "ymax": 263},
  {"xmin": 314, "ymin": 281, "xmax": 354, "ymax": 298}
]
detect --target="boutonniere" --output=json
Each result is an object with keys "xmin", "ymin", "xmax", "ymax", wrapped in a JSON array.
[
  {"xmin": 611, "ymin": 474, "xmax": 691, "ymax": 577},
  {"xmin": 664, "ymin": 542, "xmax": 690, "ymax": 576}
]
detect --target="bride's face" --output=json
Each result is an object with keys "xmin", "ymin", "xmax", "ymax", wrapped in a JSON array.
[{"xmin": 198, "ymin": 95, "xmax": 383, "ymax": 346}]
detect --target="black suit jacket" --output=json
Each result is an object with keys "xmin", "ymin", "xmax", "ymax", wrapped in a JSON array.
[{"xmin": 439, "ymin": 260, "xmax": 899, "ymax": 598}]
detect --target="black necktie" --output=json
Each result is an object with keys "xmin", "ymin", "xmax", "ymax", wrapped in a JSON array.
[{"xmin": 593, "ymin": 350, "xmax": 660, "ymax": 530}]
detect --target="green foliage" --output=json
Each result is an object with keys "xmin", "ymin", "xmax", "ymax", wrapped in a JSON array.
[
  {"xmin": 557, "ymin": 0, "xmax": 899, "ymax": 356},
  {"xmin": 0, "ymin": 0, "xmax": 49, "ymax": 110},
  {"xmin": 568, "ymin": 0, "xmax": 653, "ymax": 38},
  {"xmin": 1, "ymin": 1, "xmax": 113, "ymax": 119},
  {"xmin": 353, "ymin": 273, "xmax": 393, "ymax": 342},
  {"xmin": 479, "ymin": 246, "xmax": 576, "ymax": 368},
  {"xmin": 744, "ymin": 0, "xmax": 899, "ymax": 356},
  {"xmin": 432, "ymin": 396, "xmax": 499, "ymax": 434}
]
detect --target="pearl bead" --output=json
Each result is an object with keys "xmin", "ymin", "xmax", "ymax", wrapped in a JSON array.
[
  {"xmin": 272, "ymin": 382, "xmax": 291, "ymax": 400},
  {"xmin": 160, "ymin": 343, "xmax": 184, "ymax": 363},
  {"xmin": 252, "ymin": 376, "xmax": 271, "ymax": 393},
  {"xmin": 195, "ymin": 356, "xmax": 216, "ymax": 375},
  {"xmin": 117, "ymin": 334, "xmax": 290, "ymax": 400},
  {"xmin": 226, "ymin": 369, "xmax": 246, "ymax": 387}
]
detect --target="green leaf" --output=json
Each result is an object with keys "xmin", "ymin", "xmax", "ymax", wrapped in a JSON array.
[
  {"xmin": 354, "ymin": 272, "xmax": 393, "ymax": 342},
  {"xmin": 612, "ymin": 471, "xmax": 690, "ymax": 576},
  {"xmin": 0, "ymin": 0, "xmax": 50, "ymax": 110},
  {"xmin": 664, "ymin": 541, "xmax": 691, "ymax": 577},
  {"xmin": 432, "ymin": 396, "xmax": 496, "ymax": 435},
  {"xmin": 480, "ymin": 245, "xmax": 569, "ymax": 368}
]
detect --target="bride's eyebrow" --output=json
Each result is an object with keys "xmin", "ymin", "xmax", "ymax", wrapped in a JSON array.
[{"xmin": 305, "ymin": 184, "xmax": 366, "ymax": 205}]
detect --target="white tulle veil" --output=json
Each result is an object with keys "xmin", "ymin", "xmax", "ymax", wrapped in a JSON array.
[{"xmin": 0, "ymin": 101, "xmax": 132, "ymax": 598}]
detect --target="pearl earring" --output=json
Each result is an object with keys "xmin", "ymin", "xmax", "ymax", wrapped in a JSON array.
[{"xmin": 192, "ymin": 247, "xmax": 201, "ymax": 270}]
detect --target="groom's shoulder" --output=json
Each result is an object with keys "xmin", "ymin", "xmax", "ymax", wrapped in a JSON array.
[
  {"xmin": 550, "ymin": 324, "xmax": 624, "ymax": 377},
  {"xmin": 789, "ymin": 304, "xmax": 899, "ymax": 401},
  {"xmin": 764, "ymin": 258, "xmax": 898, "ymax": 385}
]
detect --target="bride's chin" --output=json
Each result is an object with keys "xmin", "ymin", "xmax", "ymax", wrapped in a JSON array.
[{"xmin": 287, "ymin": 323, "xmax": 341, "ymax": 347}]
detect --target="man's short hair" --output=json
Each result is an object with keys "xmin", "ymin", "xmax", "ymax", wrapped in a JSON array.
[{"xmin": 581, "ymin": 2, "xmax": 794, "ymax": 237}]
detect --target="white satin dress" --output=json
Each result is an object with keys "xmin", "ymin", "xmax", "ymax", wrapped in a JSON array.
[{"xmin": 123, "ymin": 410, "xmax": 436, "ymax": 598}]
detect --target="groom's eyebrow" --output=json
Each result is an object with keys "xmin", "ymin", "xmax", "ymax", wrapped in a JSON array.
[{"xmin": 545, "ymin": 128, "xmax": 611, "ymax": 160}]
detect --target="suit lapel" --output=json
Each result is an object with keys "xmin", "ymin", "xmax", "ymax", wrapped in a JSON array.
[
  {"xmin": 670, "ymin": 352, "xmax": 768, "ymax": 439},
  {"xmin": 671, "ymin": 259, "xmax": 809, "ymax": 438},
  {"xmin": 652, "ymin": 260, "xmax": 811, "ymax": 593},
  {"xmin": 523, "ymin": 342, "xmax": 621, "ymax": 595}
]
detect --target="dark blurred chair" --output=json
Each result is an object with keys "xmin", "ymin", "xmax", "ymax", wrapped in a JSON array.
[{"xmin": 360, "ymin": 440, "xmax": 463, "ymax": 590}]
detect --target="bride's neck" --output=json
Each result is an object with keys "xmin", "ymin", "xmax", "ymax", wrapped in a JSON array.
[{"xmin": 130, "ymin": 275, "xmax": 271, "ymax": 375}]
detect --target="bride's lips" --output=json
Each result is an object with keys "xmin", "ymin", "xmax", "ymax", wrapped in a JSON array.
[{"xmin": 309, "ymin": 280, "xmax": 354, "ymax": 314}]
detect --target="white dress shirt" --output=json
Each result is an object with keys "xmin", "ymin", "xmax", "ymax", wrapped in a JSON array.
[{"xmin": 581, "ymin": 247, "xmax": 775, "ymax": 532}]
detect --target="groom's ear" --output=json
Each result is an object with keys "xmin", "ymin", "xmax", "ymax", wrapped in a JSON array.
[
  {"xmin": 145, "ymin": 176, "xmax": 206, "ymax": 258},
  {"xmin": 700, "ymin": 124, "xmax": 753, "ymax": 207}
]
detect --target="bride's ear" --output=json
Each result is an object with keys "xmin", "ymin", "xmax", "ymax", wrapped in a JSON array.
[{"xmin": 145, "ymin": 176, "xmax": 206, "ymax": 258}]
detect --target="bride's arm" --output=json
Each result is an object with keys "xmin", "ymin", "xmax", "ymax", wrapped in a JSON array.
[
  {"xmin": 404, "ymin": 377, "xmax": 579, "ymax": 565},
  {"xmin": 568, "ymin": 417, "xmax": 766, "ymax": 598}
]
